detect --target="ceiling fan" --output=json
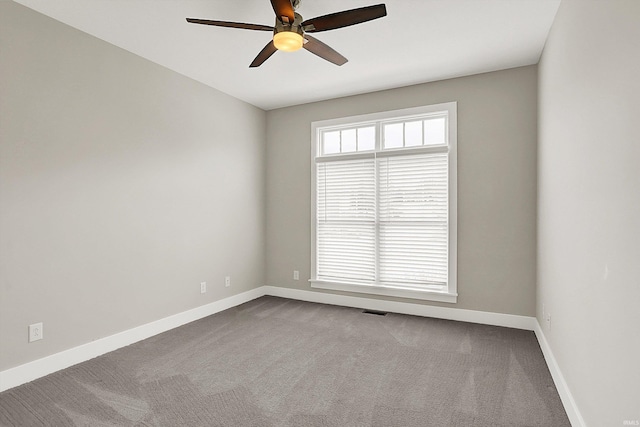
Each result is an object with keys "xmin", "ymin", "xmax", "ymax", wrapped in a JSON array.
[{"xmin": 186, "ymin": 0, "xmax": 387, "ymax": 67}]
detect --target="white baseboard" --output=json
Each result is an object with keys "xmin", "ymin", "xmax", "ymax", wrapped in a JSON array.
[
  {"xmin": 534, "ymin": 321, "xmax": 585, "ymax": 427},
  {"xmin": 0, "ymin": 287, "xmax": 264, "ymax": 393},
  {"xmin": 262, "ymin": 286, "xmax": 536, "ymax": 330}
]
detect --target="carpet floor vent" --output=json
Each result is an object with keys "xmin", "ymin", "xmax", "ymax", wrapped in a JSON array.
[{"xmin": 362, "ymin": 309, "xmax": 388, "ymax": 316}]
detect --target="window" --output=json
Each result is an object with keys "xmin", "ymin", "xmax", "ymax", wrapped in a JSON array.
[{"xmin": 311, "ymin": 103, "xmax": 457, "ymax": 303}]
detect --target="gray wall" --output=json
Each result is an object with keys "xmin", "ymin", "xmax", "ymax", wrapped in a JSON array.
[
  {"xmin": 537, "ymin": 0, "xmax": 640, "ymax": 425},
  {"xmin": 266, "ymin": 66, "xmax": 538, "ymax": 316},
  {"xmin": 0, "ymin": 2, "xmax": 266, "ymax": 371}
]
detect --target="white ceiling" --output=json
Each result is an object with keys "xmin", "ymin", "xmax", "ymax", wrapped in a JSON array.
[{"xmin": 13, "ymin": 0, "xmax": 560, "ymax": 110}]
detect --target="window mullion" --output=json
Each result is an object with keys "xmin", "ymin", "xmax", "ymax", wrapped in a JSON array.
[
  {"xmin": 374, "ymin": 152, "xmax": 380, "ymax": 284},
  {"xmin": 375, "ymin": 121, "xmax": 384, "ymax": 283}
]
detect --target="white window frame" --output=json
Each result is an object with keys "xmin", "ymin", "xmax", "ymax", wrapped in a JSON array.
[{"xmin": 310, "ymin": 102, "xmax": 458, "ymax": 303}]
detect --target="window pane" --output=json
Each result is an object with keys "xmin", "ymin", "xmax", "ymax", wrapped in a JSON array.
[
  {"xmin": 379, "ymin": 154, "xmax": 449, "ymax": 222},
  {"xmin": 379, "ymin": 223, "xmax": 448, "ymax": 285},
  {"xmin": 317, "ymin": 223, "xmax": 376, "ymax": 282},
  {"xmin": 341, "ymin": 129, "xmax": 357, "ymax": 153},
  {"xmin": 323, "ymin": 131, "xmax": 340, "ymax": 154},
  {"xmin": 383, "ymin": 123, "xmax": 403, "ymax": 149},
  {"xmin": 424, "ymin": 118, "xmax": 446, "ymax": 145},
  {"xmin": 357, "ymin": 126, "xmax": 375, "ymax": 151},
  {"xmin": 405, "ymin": 121, "xmax": 423, "ymax": 147}
]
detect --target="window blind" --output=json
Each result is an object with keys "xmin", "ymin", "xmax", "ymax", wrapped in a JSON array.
[
  {"xmin": 316, "ymin": 158, "xmax": 376, "ymax": 282},
  {"xmin": 316, "ymin": 152, "xmax": 449, "ymax": 288},
  {"xmin": 378, "ymin": 153, "xmax": 449, "ymax": 287}
]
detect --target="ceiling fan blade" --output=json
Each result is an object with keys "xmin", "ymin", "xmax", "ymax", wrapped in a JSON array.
[
  {"xmin": 250, "ymin": 41, "xmax": 278, "ymax": 68},
  {"xmin": 270, "ymin": 0, "xmax": 295, "ymax": 23},
  {"xmin": 302, "ymin": 4, "xmax": 387, "ymax": 33},
  {"xmin": 303, "ymin": 35, "xmax": 347, "ymax": 66},
  {"xmin": 186, "ymin": 18, "xmax": 273, "ymax": 31}
]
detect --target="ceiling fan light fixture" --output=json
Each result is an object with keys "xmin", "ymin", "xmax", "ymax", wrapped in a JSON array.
[{"xmin": 273, "ymin": 31, "xmax": 304, "ymax": 52}]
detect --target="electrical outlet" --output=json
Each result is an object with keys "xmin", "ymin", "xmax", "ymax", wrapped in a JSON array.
[
  {"xmin": 200, "ymin": 282, "xmax": 207, "ymax": 294},
  {"xmin": 293, "ymin": 270, "xmax": 299, "ymax": 280},
  {"xmin": 29, "ymin": 322, "xmax": 43, "ymax": 343},
  {"xmin": 225, "ymin": 276, "xmax": 231, "ymax": 287},
  {"xmin": 546, "ymin": 313, "xmax": 551, "ymax": 329}
]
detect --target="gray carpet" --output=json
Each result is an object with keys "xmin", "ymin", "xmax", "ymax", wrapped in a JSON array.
[{"xmin": 0, "ymin": 296, "xmax": 570, "ymax": 426}]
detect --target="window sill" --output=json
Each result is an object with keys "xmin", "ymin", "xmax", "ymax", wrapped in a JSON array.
[{"xmin": 310, "ymin": 280, "xmax": 457, "ymax": 304}]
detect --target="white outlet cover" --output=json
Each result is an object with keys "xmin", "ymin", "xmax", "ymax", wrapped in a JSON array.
[
  {"xmin": 293, "ymin": 270, "xmax": 299, "ymax": 280},
  {"xmin": 29, "ymin": 322, "xmax": 43, "ymax": 342},
  {"xmin": 225, "ymin": 276, "xmax": 230, "ymax": 287},
  {"xmin": 546, "ymin": 314, "xmax": 551, "ymax": 329},
  {"xmin": 200, "ymin": 282, "xmax": 206, "ymax": 294}
]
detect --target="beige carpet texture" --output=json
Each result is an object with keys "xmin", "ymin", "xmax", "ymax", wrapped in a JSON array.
[{"xmin": 0, "ymin": 296, "xmax": 570, "ymax": 426}]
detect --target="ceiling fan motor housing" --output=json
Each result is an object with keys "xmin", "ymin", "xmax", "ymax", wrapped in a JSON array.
[{"xmin": 274, "ymin": 12, "xmax": 304, "ymax": 37}]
